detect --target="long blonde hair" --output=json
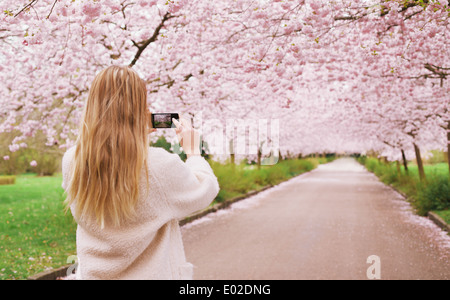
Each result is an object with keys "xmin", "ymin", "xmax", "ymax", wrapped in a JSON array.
[{"xmin": 66, "ymin": 66, "xmax": 149, "ymax": 228}]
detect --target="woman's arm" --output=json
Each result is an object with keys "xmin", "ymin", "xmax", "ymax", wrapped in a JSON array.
[
  {"xmin": 160, "ymin": 150, "xmax": 220, "ymax": 220},
  {"xmin": 173, "ymin": 117, "xmax": 202, "ymax": 158}
]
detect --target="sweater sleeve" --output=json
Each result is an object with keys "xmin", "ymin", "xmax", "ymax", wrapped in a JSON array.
[
  {"xmin": 159, "ymin": 152, "xmax": 220, "ymax": 220},
  {"xmin": 61, "ymin": 146, "xmax": 75, "ymax": 191}
]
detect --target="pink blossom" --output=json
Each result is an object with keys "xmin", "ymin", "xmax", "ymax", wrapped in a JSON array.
[
  {"xmin": 59, "ymin": 6, "xmax": 68, "ymax": 17},
  {"xmin": 253, "ymin": 11, "xmax": 267, "ymax": 19},
  {"xmin": 3, "ymin": 156, "xmax": 10, "ymax": 161},
  {"xmin": 138, "ymin": 0, "xmax": 149, "ymax": 7},
  {"xmin": 82, "ymin": 3, "xmax": 101, "ymax": 19},
  {"xmin": 30, "ymin": 161, "xmax": 38, "ymax": 167},
  {"xmin": 309, "ymin": 2, "xmax": 321, "ymax": 11},
  {"xmin": 0, "ymin": 0, "xmax": 448, "ymax": 162},
  {"xmin": 9, "ymin": 144, "xmax": 20, "ymax": 152}
]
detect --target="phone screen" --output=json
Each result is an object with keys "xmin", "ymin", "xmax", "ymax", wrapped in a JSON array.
[{"xmin": 151, "ymin": 113, "xmax": 179, "ymax": 129}]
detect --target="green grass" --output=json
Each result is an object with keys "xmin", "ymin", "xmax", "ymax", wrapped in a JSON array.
[
  {"xmin": 0, "ymin": 174, "xmax": 77, "ymax": 280},
  {"xmin": 405, "ymin": 163, "xmax": 448, "ymax": 179},
  {"xmin": 434, "ymin": 210, "xmax": 450, "ymax": 225}
]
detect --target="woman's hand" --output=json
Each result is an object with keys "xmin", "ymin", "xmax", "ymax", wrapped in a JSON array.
[
  {"xmin": 147, "ymin": 109, "xmax": 156, "ymax": 134},
  {"xmin": 173, "ymin": 117, "xmax": 201, "ymax": 158}
]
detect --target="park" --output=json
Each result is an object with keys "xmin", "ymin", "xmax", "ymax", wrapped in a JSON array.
[{"xmin": 0, "ymin": 0, "xmax": 449, "ymax": 280}]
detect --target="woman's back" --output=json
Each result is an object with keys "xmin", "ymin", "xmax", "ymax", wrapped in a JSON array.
[{"xmin": 62, "ymin": 145, "xmax": 219, "ymax": 280}]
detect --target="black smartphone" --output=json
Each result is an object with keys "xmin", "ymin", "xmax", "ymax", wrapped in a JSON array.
[{"xmin": 151, "ymin": 113, "xmax": 179, "ymax": 129}]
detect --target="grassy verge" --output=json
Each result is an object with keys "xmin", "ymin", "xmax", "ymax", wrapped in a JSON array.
[
  {"xmin": 357, "ymin": 156, "xmax": 449, "ymax": 223},
  {"xmin": 211, "ymin": 157, "xmax": 333, "ymax": 204},
  {"xmin": 434, "ymin": 210, "xmax": 450, "ymax": 225},
  {"xmin": 0, "ymin": 156, "xmax": 334, "ymax": 280},
  {"xmin": 0, "ymin": 174, "xmax": 77, "ymax": 280}
]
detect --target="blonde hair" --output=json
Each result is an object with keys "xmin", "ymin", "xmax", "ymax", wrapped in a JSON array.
[{"xmin": 66, "ymin": 66, "xmax": 149, "ymax": 228}]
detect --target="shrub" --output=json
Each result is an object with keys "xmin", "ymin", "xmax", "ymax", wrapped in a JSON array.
[
  {"xmin": 365, "ymin": 158, "xmax": 379, "ymax": 173},
  {"xmin": 265, "ymin": 164, "xmax": 290, "ymax": 185},
  {"xmin": 379, "ymin": 164, "xmax": 399, "ymax": 185},
  {"xmin": 0, "ymin": 175, "xmax": 16, "ymax": 185},
  {"xmin": 252, "ymin": 169, "xmax": 269, "ymax": 186},
  {"xmin": 415, "ymin": 176, "xmax": 450, "ymax": 215},
  {"xmin": 209, "ymin": 161, "xmax": 256, "ymax": 199},
  {"xmin": 31, "ymin": 152, "xmax": 62, "ymax": 176},
  {"xmin": 279, "ymin": 159, "xmax": 315, "ymax": 176},
  {"xmin": 358, "ymin": 156, "xmax": 367, "ymax": 165},
  {"xmin": 0, "ymin": 151, "xmax": 29, "ymax": 175},
  {"xmin": 0, "ymin": 131, "xmax": 64, "ymax": 176}
]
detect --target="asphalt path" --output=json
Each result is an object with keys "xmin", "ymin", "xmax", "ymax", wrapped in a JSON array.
[{"xmin": 181, "ymin": 158, "xmax": 450, "ymax": 280}]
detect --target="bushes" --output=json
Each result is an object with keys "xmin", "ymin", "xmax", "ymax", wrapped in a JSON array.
[
  {"xmin": 0, "ymin": 151, "xmax": 29, "ymax": 175},
  {"xmin": 265, "ymin": 164, "xmax": 290, "ymax": 185},
  {"xmin": 0, "ymin": 132, "xmax": 63, "ymax": 176},
  {"xmin": 283, "ymin": 159, "xmax": 316, "ymax": 176},
  {"xmin": 28, "ymin": 150, "xmax": 61, "ymax": 176},
  {"xmin": 415, "ymin": 176, "xmax": 450, "ymax": 215},
  {"xmin": 0, "ymin": 175, "xmax": 16, "ymax": 185},
  {"xmin": 379, "ymin": 164, "xmax": 399, "ymax": 185},
  {"xmin": 365, "ymin": 158, "xmax": 380, "ymax": 173}
]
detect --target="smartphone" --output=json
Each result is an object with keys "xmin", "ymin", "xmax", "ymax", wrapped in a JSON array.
[{"xmin": 151, "ymin": 113, "xmax": 179, "ymax": 129}]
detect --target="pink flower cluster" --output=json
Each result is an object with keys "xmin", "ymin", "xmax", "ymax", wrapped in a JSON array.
[{"xmin": 0, "ymin": 0, "xmax": 447, "ymax": 161}]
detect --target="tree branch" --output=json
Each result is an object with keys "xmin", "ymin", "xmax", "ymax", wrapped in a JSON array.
[
  {"xmin": 46, "ymin": 0, "xmax": 58, "ymax": 19},
  {"xmin": 14, "ymin": 0, "xmax": 39, "ymax": 18},
  {"xmin": 128, "ymin": 12, "xmax": 176, "ymax": 68}
]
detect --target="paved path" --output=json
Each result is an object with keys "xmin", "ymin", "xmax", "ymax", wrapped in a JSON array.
[{"xmin": 181, "ymin": 158, "xmax": 450, "ymax": 280}]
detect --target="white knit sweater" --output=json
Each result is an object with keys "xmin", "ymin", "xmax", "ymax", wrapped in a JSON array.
[{"xmin": 61, "ymin": 146, "xmax": 220, "ymax": 280}]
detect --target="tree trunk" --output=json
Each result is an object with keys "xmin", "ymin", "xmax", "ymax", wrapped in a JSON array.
[
  {"xmin": 257, "ymin": 147, "xmax": 262, "ymax": 170},
  {"xmin": 229, "ymin": 140, "xmax": 235, "ymax": 170},
  {"xmin": 401, "ymin": 149, "xmax": 408, "ymax": 174},
  {"xmin": 447, "ymin": 121, "xmax": 450, "ymax": 175},
  {"xmin": 413, "ymin": 143, "xmax": 426, "ymax": 182},
  {"xmin": 396, "ymin": 161, "xmax": 401, "ymax": 175}
]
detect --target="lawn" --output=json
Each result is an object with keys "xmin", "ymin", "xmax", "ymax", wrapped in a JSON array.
[
  {"xmin": 0, "ymin": 174, "xmax": 77, "ymax": 280},
  {"xmin": 434, "ymin": 210, "xmax": 450, "ymax": 226},
  {"xmin": 405, "ymin": 163, "xmax": 449, "ymax": 178}
]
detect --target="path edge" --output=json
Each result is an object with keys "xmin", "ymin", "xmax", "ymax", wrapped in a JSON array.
[
  {"xmin": 360, "ymin": 164, "xmax": 450, "ymax": 235},
  {"xmin": 388, "ymin": 184, "xmax": 450, "ymax": 234},
  {"xmin": 179, "ymin": 184, "xmax": 274, "ymax": 227},
  {"xmin": 27, "ymin": 265, "xmax": 71, "ymax": 280},
  {"xmin": 427, "ymin": 211, "xmax": 450, "ymax": 233}
]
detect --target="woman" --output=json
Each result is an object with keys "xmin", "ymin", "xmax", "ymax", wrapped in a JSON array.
[{"xmin": 61, "ymin": 65, "xmax": 219, "ymax": 280}]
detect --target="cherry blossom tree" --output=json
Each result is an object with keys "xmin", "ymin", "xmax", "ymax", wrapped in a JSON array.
[{"xmin": 0, "ymin": 0, "xmax": 448, "ymax": 172}]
